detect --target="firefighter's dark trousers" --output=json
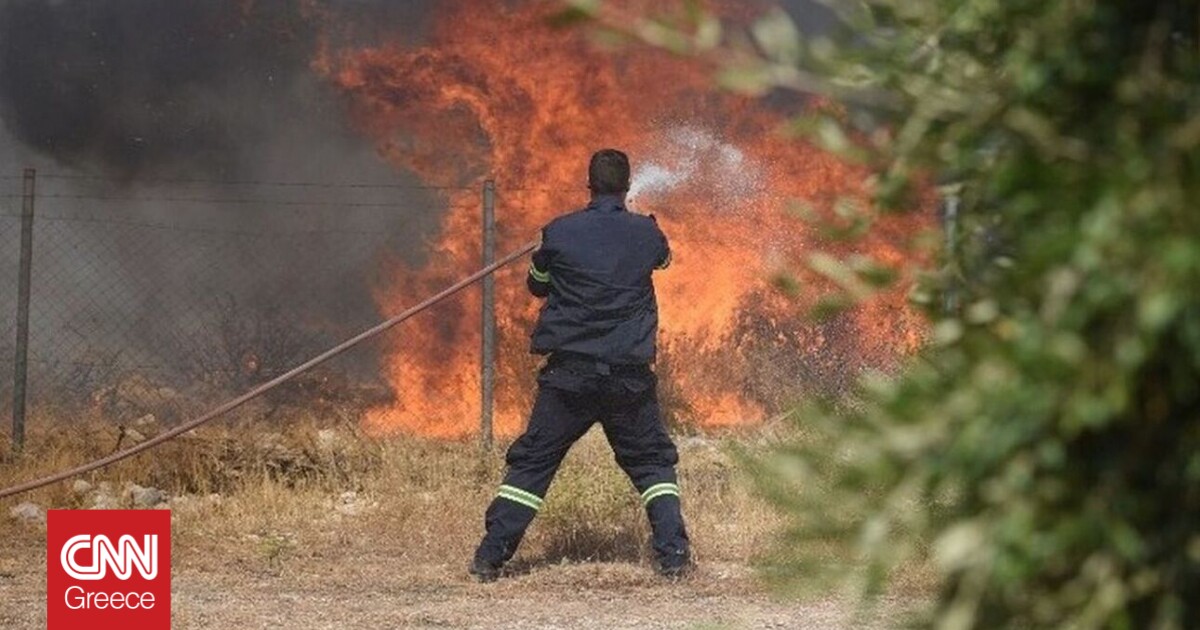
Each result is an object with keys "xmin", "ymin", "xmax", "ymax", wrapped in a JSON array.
[{"xmin": 474, "ymin": 354, "xmax": 690, "ymax": 567}]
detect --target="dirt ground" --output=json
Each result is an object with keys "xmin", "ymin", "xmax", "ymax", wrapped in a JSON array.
[{"xmin": 1, "ymin": 543, "xmax": 908, "ymax": 629}]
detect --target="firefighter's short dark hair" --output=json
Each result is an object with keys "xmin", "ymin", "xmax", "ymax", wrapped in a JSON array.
[{"xmin": 588, "ymin": 149, "xmax": 631, "ymax": 195}]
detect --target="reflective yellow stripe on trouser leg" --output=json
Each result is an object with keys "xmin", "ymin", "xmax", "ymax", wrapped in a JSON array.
[
  {"xmin": 497, "ymin": 484, "xmax": 544, "ymax": 511},
  {"xmin": 641, "ymin": 482, "xmax": 680, "ymax": 507},
  {"xmin": 528, "ymin": 264, "xmax": 550, "ymax": 283}
]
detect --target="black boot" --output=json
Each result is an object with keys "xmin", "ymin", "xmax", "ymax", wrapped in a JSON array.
[
  {"xmin": 656, "ymin": 549, "xmax": 692, "ymax": 579},
  {"xmin": 469, "ymin": 557, "xmax": 502, "ymax": 583}
]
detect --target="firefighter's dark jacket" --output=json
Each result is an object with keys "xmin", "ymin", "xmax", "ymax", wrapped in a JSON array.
[{"xmin": 527, "ymin": 194, "xmax": 671, "ymax": 365}]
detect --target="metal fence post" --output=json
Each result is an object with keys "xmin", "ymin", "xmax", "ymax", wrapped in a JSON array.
[
  {"xmin": 12, "ymin": 168, "xmax": 35, "ymax": 453},
  {"xmin": 480, "ymin": 180, "xmax": 496, "ymax": 451}
]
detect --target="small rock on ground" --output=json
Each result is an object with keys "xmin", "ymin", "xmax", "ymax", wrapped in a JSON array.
[{"xmin": 8, "ymin": 502, "xmax": 43, "ymax": 524}]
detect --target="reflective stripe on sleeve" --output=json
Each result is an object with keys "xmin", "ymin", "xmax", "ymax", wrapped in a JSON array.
[
  {"xmin": 529, "ymin": 263, "xmax": 551, "ymax": 283},
  {"xmin": 497, "ymin": 484, "xmax": 544, "ymax": 511},
  {"xmin": 640, "ymin": 482, "xmax": 680, "ymax": 506}
]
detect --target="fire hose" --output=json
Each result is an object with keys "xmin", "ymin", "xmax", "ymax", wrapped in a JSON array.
[{"xmin": 0, "ymin": 240, "xmax": 538, "ymax": 501}]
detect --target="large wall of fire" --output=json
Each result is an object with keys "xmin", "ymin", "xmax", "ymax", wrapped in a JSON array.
[{"xmin": 317, "ymin": 0, "xmax": 929, "ymax": 438}]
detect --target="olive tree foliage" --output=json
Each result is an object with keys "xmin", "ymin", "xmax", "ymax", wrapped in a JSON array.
[{"xmin": 564, "ymin": 1, "xmax": 1199, "ymax": 627}]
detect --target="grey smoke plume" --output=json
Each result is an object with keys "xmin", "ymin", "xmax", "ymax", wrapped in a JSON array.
[
  {"xmin": 0, "ymin": 0, "xmax": 437, "ymax": 179},
  {"xmin": 0, "ymin": 0, "xmax": 444, "ymax": 413},
  {"xmin": 0, "ymin": 0, "xmax": 314, "ymax": 178}
]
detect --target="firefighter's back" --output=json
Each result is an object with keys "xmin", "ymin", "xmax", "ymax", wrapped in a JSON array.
[{"xmin": 530, "ymin": 196, "xmax": 670, "ymax": 365}]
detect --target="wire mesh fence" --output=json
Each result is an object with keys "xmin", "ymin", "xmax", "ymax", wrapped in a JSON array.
[
  {"xmin": 4, "ymin": 169, "xmax": 818, "ymax": 451},
  {"xmin": 1, "ymin": 169, "xmax": 489, "ymax": 445}
]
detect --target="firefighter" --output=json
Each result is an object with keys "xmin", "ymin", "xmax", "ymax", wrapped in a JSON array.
[{"xmin": 470, "ymin": 149, "xmax": 691, "ymax": 582}]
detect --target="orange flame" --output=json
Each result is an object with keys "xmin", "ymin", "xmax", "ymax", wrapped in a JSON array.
[{"xmin": 319, "ymin": 0, "xmax": 929, "ymax": 439}]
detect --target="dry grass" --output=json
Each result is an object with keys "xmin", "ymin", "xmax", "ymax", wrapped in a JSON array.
[
  {"xmin": 0, "ymin": 407, "xmax": 939, "ymax": 628},
  {"xmin": 0, "ymin": 404, "xmax": 782, "ymax": 573}
]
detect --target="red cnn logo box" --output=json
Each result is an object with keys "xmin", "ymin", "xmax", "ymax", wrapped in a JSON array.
[{"xmin": 47, "ymin": 510, "xmax": 171, "ymax": 629}]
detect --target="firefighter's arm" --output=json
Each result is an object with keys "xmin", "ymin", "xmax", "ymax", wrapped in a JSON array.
[
  {"xmin": 527, "ymin": 230, "xmax": 552, "ymax": 298},
  {"xmin": 653, "ymin": 220, "xmax": 672, "ymax": 271}
]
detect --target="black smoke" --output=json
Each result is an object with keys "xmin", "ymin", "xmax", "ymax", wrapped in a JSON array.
[
  {"xmin": 0, "ymin": 0, "xmax": 438, "ymax": 179},
  {"xmin": 0, "ymin": 1, "xmax": 320, "ymax": 177},
  {"xmin": 0, "ymin": 0, "xmax": 446, "ymax": 416}
]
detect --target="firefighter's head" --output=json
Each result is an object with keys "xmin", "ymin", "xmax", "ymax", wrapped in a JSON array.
[{"xmin": 588, "ymin": 149, "xmax": 630, "ymax": 196}]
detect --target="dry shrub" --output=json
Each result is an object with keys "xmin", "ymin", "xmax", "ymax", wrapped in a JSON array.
[
  {"xmin": 0, "ymin": 402, "xmax": 379, "ymax": 502},
  {"xmin": 528, "ymin": 429, "xmax": 651, "ymax": 564}
]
